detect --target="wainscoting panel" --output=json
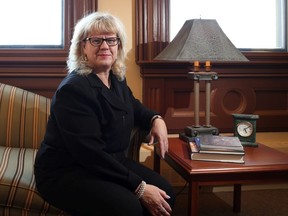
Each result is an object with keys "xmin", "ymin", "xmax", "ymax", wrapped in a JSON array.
[{"xmin": 139, "ymin": 61, "xmax": 288, "ymax": 133}]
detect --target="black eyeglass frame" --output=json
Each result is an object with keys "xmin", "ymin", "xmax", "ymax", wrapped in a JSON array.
[{"xmin": 83, "ymin": 37, "xmax": 120, "ymax": 47}]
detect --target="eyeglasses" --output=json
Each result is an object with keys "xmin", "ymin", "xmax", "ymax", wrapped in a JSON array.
[{"xmin": 83, "ymin": 37, "xmax": 120, "ymax": 47}]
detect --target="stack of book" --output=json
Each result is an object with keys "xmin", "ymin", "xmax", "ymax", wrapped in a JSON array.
[{"xmin": 187, "ymin": 135, "xmax": 245, "ymax": 164}]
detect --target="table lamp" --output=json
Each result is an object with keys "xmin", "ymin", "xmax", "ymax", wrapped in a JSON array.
[{"xmin": 154, "ymin": 19, "xmax": 249, "ymax": 141}]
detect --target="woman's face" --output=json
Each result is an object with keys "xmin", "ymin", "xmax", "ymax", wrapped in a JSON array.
[{"xmin": 82, "ymin": 33, "xmax": 119, "ymax": 72}]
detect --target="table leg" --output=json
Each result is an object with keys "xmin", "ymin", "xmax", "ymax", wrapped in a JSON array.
[
  {"xmin": 189, "ymin": 181, "xmax": 199, "ymax": 216},
  {"xmin": 233, "ymin": 184, "xmax": 242, "ymax": 212},
  {"xmin": 153, "ymin": 145, "xmax": 160, "ymax": 173}
]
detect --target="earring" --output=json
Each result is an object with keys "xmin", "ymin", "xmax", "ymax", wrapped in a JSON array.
[{"xmin": 84, "ymin": 55, "xmax": 88, "ymax": 61}]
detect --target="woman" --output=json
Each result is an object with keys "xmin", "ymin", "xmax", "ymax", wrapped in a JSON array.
[{"xmin": 34, "ymin": 11, "xmax": 175, "ymax": 216}]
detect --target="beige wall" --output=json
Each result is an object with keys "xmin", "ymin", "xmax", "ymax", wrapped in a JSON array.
[{"xmin": 98, "ymin": 0, "xmax": 142, "ymax": 101}]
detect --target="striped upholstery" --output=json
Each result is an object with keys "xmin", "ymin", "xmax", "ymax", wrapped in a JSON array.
[
  {"xmin": 0, "ymin": 83, "xmax": 50, "ymax": 149},
  {"xmin": 0, "ymin": 83, "xmax": 68, "ymax": 215},
  {"xmin": 0, "ymin": 83, "xmax": 148, "ymax": 215}
]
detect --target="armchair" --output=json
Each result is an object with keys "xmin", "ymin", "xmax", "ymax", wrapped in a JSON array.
[{"xmin": 0, "ymin": 83, "xmax": 148, "ymax": 215}]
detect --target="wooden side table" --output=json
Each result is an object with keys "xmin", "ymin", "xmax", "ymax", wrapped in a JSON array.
[{"xmin": 154, "ymin": 138, "xmax": 288, "ymax": 216}]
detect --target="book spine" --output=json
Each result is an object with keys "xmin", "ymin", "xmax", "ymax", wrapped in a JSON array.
[{"xmin": 195, "ymin": 137, "xmax": 201, "ymax": 149}]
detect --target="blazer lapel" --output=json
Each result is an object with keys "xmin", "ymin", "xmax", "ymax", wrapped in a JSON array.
[{"xmin": 86, "ymin": 73, "xmax": 129, "ymax": 113}]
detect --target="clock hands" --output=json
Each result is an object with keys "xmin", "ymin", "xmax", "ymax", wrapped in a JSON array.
[{"xmin": 244, "ymin": 125, "xmax": 251, "ymax": 133}]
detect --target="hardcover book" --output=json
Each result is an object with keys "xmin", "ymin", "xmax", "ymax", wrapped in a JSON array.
[
  {"xmin": 198, "ymin": 135, "xmax": 244, "ymax": 153},
  {"xmin": 189, "ymin": 150, "xmax": 245, "ymax": 164},
  {"xmin": 187, "ymin": 136, "xmax": 245, "ymax": 164}
]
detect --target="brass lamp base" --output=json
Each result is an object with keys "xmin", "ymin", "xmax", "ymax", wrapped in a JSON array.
[{"xmin": 179, "ymin": 61, "xmax": 220, "ymax": 143}]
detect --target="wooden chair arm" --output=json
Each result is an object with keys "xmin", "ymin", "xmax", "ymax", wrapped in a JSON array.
[{"xmin": 128, "ymin": 128, "xmax": 149, "ymax": 162}]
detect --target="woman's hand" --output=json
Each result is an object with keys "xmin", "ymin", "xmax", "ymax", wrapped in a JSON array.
[
  {"xmin": 149, "ymin": 116, "xmax": 168, "ymax": 158},
  {"xmin": 140, "ymin": 184, "xmax": 172, "ymax": 216}
]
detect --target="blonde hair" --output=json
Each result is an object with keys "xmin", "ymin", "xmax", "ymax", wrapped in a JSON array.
[{"xmin": 67, "ymin": 12, "xmax": 127, "ymax": 81}]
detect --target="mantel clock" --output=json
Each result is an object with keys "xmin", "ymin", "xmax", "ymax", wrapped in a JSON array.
[{"xmin": 232, "ymin": 114, "xmax": 259, "ymax": 147}]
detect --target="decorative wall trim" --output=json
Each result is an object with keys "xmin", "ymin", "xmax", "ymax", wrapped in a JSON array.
[
  {"xmin": 135, "ymin": 0, "xmax": 169, "ymax": 61},
  {"xmin": 139, "ymin": 61, "xmax": 288, "ymax": 133}
]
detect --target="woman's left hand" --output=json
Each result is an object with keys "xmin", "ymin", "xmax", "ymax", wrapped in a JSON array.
[
  {"xmin": 140, "ymin": 184, "xmax": 172, "ymax": 216},
  {"xmin": 149, "ymin": 117, "xmax": 168, "ymax": 158}
]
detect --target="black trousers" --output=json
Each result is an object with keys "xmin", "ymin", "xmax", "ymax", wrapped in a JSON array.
[{"xmin": 35, "ymin": 158, "xmax": 176, "ymax": 216}]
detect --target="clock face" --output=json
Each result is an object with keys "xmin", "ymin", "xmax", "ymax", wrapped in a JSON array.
[{"xmin": 236, "ymin": 121, "xmax": 253, "ymax": 137}]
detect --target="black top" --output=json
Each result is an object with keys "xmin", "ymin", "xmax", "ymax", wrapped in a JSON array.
[{"xmin": 34, "ymin": 70, "xmax": 157, "ymax": 191}]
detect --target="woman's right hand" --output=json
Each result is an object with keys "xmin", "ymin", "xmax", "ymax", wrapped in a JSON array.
[{"xmin": 139, "ymin": 184, "xmax": 172, "ymax": 216}]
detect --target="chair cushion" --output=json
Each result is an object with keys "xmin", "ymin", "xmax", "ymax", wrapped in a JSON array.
[
  {"xmin": 0, "ymin": 83, "xmax": 50, "ymax": 149},
  {"xmin": 0, "ymin": 146, "xmax": 67, "ymax": 215}
]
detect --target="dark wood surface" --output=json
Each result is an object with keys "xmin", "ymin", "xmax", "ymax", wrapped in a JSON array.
[
  {"xmin": 154, "ymin": 137, "xmax": 288, "ymax": 216},
  {"xmin": 139, "ymin": 61, "xmax": 288, "ymax": 133}
]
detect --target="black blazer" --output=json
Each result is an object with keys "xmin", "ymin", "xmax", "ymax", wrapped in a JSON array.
[{"xmin": 35, "ymin": 71, "xmax": 157, "ymax": 191}]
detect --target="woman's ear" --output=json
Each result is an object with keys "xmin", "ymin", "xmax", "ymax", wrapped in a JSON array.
[
  {"xmin": 82, "ymin": 41, "xmax": 86, "ymax": 49},
  {"xmin": 82, "ymin": 42, "xmax": 88, "ymax": 56},
  {"xmin": 118, "ymin": 43, "xmax": 122, "ymax": 51}
]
